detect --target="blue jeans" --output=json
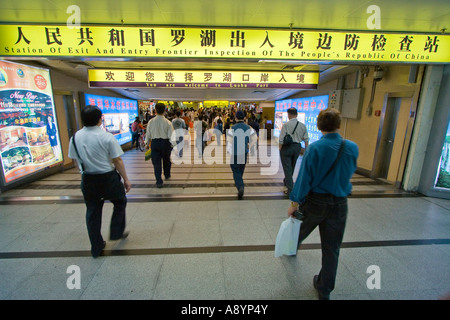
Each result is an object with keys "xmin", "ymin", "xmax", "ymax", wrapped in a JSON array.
[
  {"xmin": 131, "ymin": 131, "xmax": 139, "ymax": 147},
  {"xmin": 230, "ymin": 153, "xmax": 248, "ymax": 191},
  {"xmin": 297, "ymin": 192, "xmax": 348, "ymax": 298}
]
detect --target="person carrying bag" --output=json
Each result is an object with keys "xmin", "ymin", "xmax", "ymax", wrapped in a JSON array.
[
  {"xmin": 279, "ymin": 108, "xmax": 309, "ymax": 196},
  {"xmin": 69, "ymin": 105, "xmax": 131, "ymax": 258},
  {"xmin": 287, "ymin": 108, "xmax": 359, "ymax": 300}
]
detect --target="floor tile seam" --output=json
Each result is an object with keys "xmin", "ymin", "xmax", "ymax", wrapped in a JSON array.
[
  {"xmin": 422, "ymin": 197, "xmax": 450, "ymax": 212},
  {"xmin": 380, "ymin": 246, "xmax": 450, "ymax": 290},
  {"xmin": 1, "ymin": 252, "xmax": 55, "ymax": 299},
  {"xmin": 0, "ymin": 192, "xmax": 422, "ymax": 205},
  {"xmin": 216, "ymin": 201, "xmax": 226, "ymax": 248},
  {"xmin": 148, "ymin": 254, "xmax": 167, "ymax": 301},
  {"xmin": 8, "ymin": 182, "xmax": 384, "ymax": 191},
  {"xmin": 0, "ymin": 218, "xmax": 53, "ymax": 252},
  {"xmin": 1, "ymin": 239, "xmax": 449, "ymax": 260},
  {"xmin": 335, "ymin": 260, "xmax": 368, "ymax": 293},
  {"xmin": 77, "ymin": 254, "xmax": 110, "ymax": 300}
]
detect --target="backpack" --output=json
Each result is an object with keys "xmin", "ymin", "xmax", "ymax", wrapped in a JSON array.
[
  {"xmin": 172, "ymin": 118, "xmax": 184, "ymax": 130},
  {"xmin": 131, "ymin": 121, "xmax": 139, "ymax": 132},
  {"xmin": 215, "ymin": 122, "xmax": 223, "ymax": 133},
  {"xmin": 283, "ymin": 121, "xmax": 299, "ymax": 146}
]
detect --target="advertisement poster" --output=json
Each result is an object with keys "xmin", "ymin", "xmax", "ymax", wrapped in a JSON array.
[
  {"xmin": 274, "ymin": 95, "xmax": 329, "ymax": 145},
  {"xmin": 84, "ymin": 93, "xmax": 138, "ymax": 145},
  {"xmin": 434, "ymin": 121, "xmax": 450, "ymax": 190},
  {"xmin": 0, "ymin": 60, "xmax": 62, "ymax": 185}
]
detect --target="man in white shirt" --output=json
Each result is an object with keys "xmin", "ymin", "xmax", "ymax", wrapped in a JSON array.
[
  {"xmin": 68, "ymin": 105, "xmax": 131, "ymax": 258},
  {"xmin": 279, "ymin": 107, "xmax": 309, "ymax": 196},
  {"xmin": 145, "ymin": 103, "xmax": 174, "ymax": 188}
]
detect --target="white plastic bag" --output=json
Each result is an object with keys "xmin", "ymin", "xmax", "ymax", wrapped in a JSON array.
[{"xmin": 274, "ymin": 217, "xmax": 301, "ymax": 257}]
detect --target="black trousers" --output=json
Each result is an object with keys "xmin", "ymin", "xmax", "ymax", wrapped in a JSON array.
[
  {"xmin": 151, "ymin": 138, "xmax": 172, "ymax": 184},
  {"xmin": 297, "ymin": 192, "xmax": 348, "ymax": 298},
  {"xmin": 81, "ymin": 170, "xmax": 127, "ymax": 256}
]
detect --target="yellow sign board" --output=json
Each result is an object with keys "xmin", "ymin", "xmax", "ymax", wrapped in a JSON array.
[
  {"xmin": 88, "ymin": 69, "xmax": 319, "ymax": 89},
  {"xmin": 203, "ymin": 101, "xmax": 229, "ymax": 107},
  {"xmin": 1, "ymin": 24, "xmax": 449, "ymax": 63}
]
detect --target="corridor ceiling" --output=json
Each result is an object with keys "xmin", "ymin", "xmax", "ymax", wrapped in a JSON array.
[{"xmin": 1, "ymin": 0, "xmax": 449, "ymax": 101}]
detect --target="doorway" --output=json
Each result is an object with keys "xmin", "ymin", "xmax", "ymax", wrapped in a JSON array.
[
  {"xmin": 62, "ymin": 94, "xmax": 79, "ymax": 139},
  {"xmin": 374, "ymin": 97, "xmax": 401, "ymax": 179},
  {"xmin": 372, "ymin": 91, "xmax": 416, "ymax": 184}
]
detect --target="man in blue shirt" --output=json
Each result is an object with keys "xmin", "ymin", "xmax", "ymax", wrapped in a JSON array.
[
  {"xmin": 288, "ymin": 108, "xmax": 358, "ymax": 300},
  {"xmin": 227, "ymin": 110, "xmax": 256, "ymax": 199}
]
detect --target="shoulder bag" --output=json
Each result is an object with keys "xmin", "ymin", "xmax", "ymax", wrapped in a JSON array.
[{"xmin": 283, "ymin": 121, "xmax": 299, "ymax": 146}]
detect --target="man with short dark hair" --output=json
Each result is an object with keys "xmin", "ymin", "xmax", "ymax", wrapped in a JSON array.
[
  {"xmin": 227, "ymin": 110, "xmax": 256, "ymax": 199},
  {"xmin": 145, "ymin": 103, "xmax": 174, "ymax": 188},
  {"xmin": 288, "ymin": 108, "xmax": 359, "ymax": 300},
  {"xmin": 279, "ymin": 107, "xmax": 309, "ymax": 196},
  {"xmin": 68, "ymin": 105, "xmax": 131, "ymax": 258}
]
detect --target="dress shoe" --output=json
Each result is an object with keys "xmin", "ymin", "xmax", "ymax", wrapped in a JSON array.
[
  {"xmin": 238, "ymin": 188, "xmax": 244, "ymax": 200},
  {"xmin": 313, "ymin": 275, "xmax": 330, "ymax": 300},
  {"xmin": 156, "ymin": 183, "xmax": 163, "ymax": 188},
  {"xmin": 110, "ymin": 231, "xmax": 129, "ymax": 241},
  {"xmin": 92, "ymin": 241, "xmax": 106, "ymax": 258}
]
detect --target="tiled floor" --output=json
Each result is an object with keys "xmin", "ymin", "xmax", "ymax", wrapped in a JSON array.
[{"xmin": 1, "ymin": 136, "xmax": 449, "ymax": 300}]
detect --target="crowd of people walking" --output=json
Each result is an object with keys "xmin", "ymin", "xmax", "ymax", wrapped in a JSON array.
[{"xmin": 69, "ymin": 103, "xmax": 359, "ymax": 301}]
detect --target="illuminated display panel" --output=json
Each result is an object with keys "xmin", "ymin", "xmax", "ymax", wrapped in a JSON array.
[
  {"xmin": 0, "ymin": 60, "xmax": 63, "ymax": 185},
  {"xmin": 84, "ymin": 93, "xmax": 138, "ymax": 145},
  {"xmin": 274, "ymin": 95, "xmax": 329, "ymax": 146},
  {"xmin": 88, "ymin": 69, "xmax": 319, "ymax": 89},
  {"xmin": 434, "ymin": 121, "xmax": 450, "ymax": 190}
]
